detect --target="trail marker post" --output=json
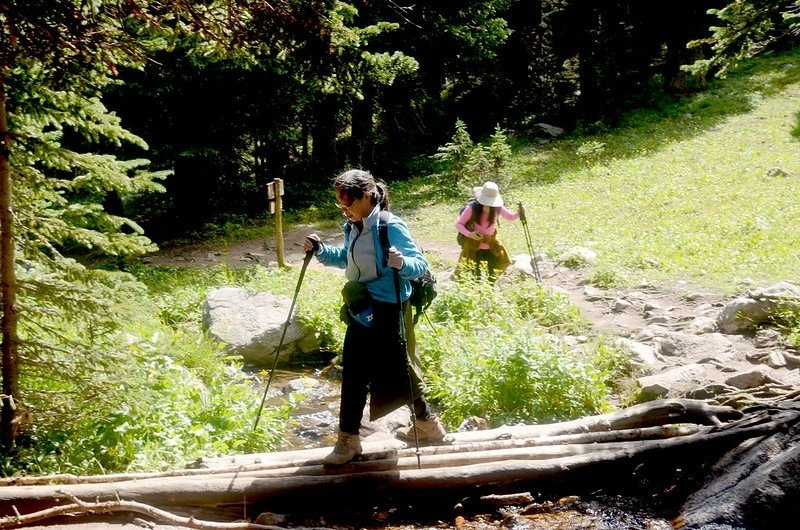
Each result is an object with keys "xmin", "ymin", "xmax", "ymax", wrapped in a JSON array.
[{"xmin": 267, "ymin": 178, "xmax": 285, "ymax": 268}]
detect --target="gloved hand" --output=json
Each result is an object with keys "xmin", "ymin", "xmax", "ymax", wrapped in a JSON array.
[
  {"xmin": 304, "ymin": 234, "xmax": 321, "ymax": 253},
  {"xmin": 387, "ymin": 246, "xmax": 405, "ymax": 269},
  {"xmin": 518, "ymin": 202, "xmax": 526, "ymax": 223}
]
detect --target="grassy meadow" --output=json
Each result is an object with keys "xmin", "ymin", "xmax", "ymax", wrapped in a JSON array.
[{"xmin": 397, "ymin": 49, "xmax": 800, "ymax": 293}]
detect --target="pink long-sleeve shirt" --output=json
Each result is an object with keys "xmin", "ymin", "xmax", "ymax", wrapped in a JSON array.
[{"xmin": 455, "ymin": 203, "xmax": 520, "ymax": 250}]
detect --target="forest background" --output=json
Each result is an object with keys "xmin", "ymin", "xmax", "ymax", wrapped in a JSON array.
[{"xmin": 0, "ymin": 0, "xmax": 798, "ymax": 475}]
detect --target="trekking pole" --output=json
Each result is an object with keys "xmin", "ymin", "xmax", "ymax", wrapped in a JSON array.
[
  {"xmin": 253, "ymin": 241, "xmax": 315, "ymax": 432},
  {"xmin": 518, "ymin": 202, "xmax": 541, "ymax": 281},
  {"xmin": 392, "ymin": 267, "xmax": 422, "ymax": 470}
]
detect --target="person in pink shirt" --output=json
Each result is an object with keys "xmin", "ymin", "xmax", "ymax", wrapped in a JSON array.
[{"xmin": 455, "ymin": 181, "xmax": 521, "ymax": 280}]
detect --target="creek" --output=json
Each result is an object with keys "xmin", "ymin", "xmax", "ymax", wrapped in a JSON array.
[
  {"xmin": 258, "ymin": 366, "xmax": 343, "ymax": 450},
  {"xmin": 253, "ymin": 366, "xmax": 685, "ymax": 530}
]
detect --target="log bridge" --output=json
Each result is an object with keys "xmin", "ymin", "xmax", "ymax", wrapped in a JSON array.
[{"xmin": 1, "ymin": 398, "xmax": 798, "ymax": 529}]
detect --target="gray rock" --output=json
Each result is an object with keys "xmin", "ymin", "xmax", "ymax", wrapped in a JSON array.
[
  {"xmin": 614, "ymin": 338, "xmax": 658, "ymax": 366},
  {"xmin": 754, "ymin": 329, "xmax": 782, "ymax": 348},
  {"xmin": 688, "ymin": 316, "xmax": 718, "ymax": 334},
  {"xmin": 202, "ymin": 287, "xmax": 321, "ymax": 366},
  {"xmin": 725, "ymin": 369, "xmax": 778, "ymax": 390},
  {"xmin": 637, "ymin": 363, "xmax": 709, "ymax": 400},
  {"xmin": 611, "ymin": 298, "xmax": 633, "ymax": 313}
]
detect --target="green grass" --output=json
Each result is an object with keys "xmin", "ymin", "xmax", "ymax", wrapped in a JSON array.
[{"xmin": 397, "ymin": 49, "xmax": 800, "ymax": 294}]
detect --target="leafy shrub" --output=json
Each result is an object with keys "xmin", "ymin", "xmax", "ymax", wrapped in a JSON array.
[
  {"xmin": 768, "ymin": 303, "xmax": 800, "ymax": 349},
  {"xmin": 588, "ymin": 268, "xmax": 621, "ymax": 289},
  {"xmin": 417, "ymin": 277, "xmax": 624, "ymax": 429},
  {"xmin": 2, "ymin": 324, "xmax": 291, "ymax": 476}
]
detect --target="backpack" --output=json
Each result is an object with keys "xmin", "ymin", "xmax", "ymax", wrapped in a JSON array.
[
  {"xmin": 456, "ymin": 198, "xmax": 479, "ymax": 246},
  {"xmin": 377, "ymin": 211, "xmax": 437, "ymax": 324}
]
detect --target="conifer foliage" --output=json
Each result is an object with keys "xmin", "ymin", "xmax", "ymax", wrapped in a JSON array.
[
  {"xmin": 0, "ymin": 1, "xmax": 248, "ymax": 451},
  {"xmin": 1, "ymin": 0, "xmax": 158, "ymax": 450}
]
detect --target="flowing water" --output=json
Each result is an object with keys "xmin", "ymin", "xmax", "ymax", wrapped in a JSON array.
[{"xmin": 258, "ymin": 366, "xmax": 343, "ymax": 449}]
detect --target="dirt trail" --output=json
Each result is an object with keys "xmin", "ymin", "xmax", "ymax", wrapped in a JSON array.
[
  {"xmin": 142, "ymin": 226, "xmax": 720, "ymax": 341},
  {"xmin": 143, "ymin": 225, "xmax": 800, "ymax": 397}
]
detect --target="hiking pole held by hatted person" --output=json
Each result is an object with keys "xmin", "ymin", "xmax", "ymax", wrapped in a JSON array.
[
  {"xmin": 253, "ymin": 239, "xmax": 316, "ymax": 432},
  {"xmin": 518, "ymin": 202, "xmax": 541, "ymax": 281}
]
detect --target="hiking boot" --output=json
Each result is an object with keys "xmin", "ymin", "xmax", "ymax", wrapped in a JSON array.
[
  {"xmin": 396, "ymin": 416, "xmax": 453, "ymax": 445},
  {"xmin": 322, "ymin": 430, "xmax": 362, "ymax": 466}
]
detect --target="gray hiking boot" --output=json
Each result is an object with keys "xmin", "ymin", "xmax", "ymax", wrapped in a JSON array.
[
  {"xmin": 322, "ymin": 430, "xmax": 362, "ymax": 466},
  {"xmin": 396, "ymin": 415, "xmax": 453, "ymax": 445}
]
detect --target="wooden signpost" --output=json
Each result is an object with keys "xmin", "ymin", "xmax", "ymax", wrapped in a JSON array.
[{"xmin": 266, "ymin": 178, "xmax": 285, "ymax": 268}]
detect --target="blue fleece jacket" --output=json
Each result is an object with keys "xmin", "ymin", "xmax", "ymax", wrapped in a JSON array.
[{"xmin": 315, "ymin": 206, "xmax": 427, "ymax": 304}]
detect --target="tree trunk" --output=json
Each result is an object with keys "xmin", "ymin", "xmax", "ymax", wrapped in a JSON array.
[
  {"xmin": 310, "ymin": 94, "xmax": 340, "ymax": 176},
  {"xmin": 349, "ymin": 81, "xmax": 375, "ymax": 168},
  {"xmin": 0, "ymin": 75, "xmax": 20, "ymax": 452}
]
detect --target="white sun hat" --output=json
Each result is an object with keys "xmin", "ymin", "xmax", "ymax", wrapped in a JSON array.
[{"xmin": 473, "ymin": 181, "xmax": 504, "ymax": 207}]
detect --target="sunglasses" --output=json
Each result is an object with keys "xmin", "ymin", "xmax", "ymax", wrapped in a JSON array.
[{"xmin": 336, "ymin": 195, "xmax": 361, "ymax": 210}]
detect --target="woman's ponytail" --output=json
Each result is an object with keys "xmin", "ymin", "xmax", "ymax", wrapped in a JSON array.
[{"xmin": 375, "ymin": 180, "xmax": 390, "ymax": 211}]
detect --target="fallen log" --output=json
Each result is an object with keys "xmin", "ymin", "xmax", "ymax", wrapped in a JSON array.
[
  {"xmin": 0, "ymin": 493, "xmax": 292, "ymax": 530},
  {"xmin": 197, "ymin": 398, "xmax": 741, "ymax": 469},
  {"xmin": 0, "ymin": 424, "xmax": 703, "ymax": 488},
  {"xmin": 1, "ymin": 399, "xmax": 794, "ymax": 518},
  {"xmin": 676, "ymin": 402, "xmax": 800, "ymax": 529}
]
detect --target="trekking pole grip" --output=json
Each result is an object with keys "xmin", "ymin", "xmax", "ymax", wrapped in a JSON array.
[{"xmin": 306, "ymin": 236, "xmax": 320, "ymax": 254}]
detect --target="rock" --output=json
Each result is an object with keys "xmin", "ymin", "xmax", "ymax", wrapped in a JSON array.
[
  {"xmin": 766, "ymin": 351, "xmax": 787, "ymax": 368},
  {"xmin": 637, "ymin": 364, "xmax": 709, "ymax": 400},
  {"xmin": 717, "ymin": 297, "xmax": 771, "ymax": 333},
  {"xmin": 653, "ymin": 331, "xmax": 736, "ymax": 363},
  {"xmin": 749, "ymin": 281, "xmax": 800, "ymax": 300},
  {"xmin": 583, "ymin": 285, "xmax": 610, "ymax": 301},
  {"xmin": 202, "ymin": 287, "xmax": 322, "ymax": 366},
  {"xmin": 754, "ymin": 329, "xmax": 782, "ymax": 348},
  {"xmin": 532, "ymin": 122, "xmax": 564, "ymax": 138},
  {"xmin": 688, "ymin": 316, "xmax": 717, "ymax": 334},
  {"xmin": 725, "ymin": 369, "xmax": 778, "ymax": 390},
  {"xmin": 559, "ymin": 247, "xmax": 598, "ymax": 268},
  {"xmin": 282, "ymin": 376, "xmax": 320, "ymax": 394},
  {"xmin": 687, "ymin": 383, "xmax": 740, "ymax": 400},
  {"xmin": 612, "ymin": 298, "xmax": 633, "ymax": 313},
  {"xmin": 644, "ymin": 301, "xmax": 662, "ymax": 312},
  {"xmin": 718, "ymin": 282, "xmax": 800, "ymax": 333},
  {"xmin": 614, "ymin": 338, "xmax": 658, "ymax": 366}
]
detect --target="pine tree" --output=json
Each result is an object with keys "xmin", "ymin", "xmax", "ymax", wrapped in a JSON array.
[{"xmin": 0, "ymin": 0, "xmax": 247, "ymax": 450}]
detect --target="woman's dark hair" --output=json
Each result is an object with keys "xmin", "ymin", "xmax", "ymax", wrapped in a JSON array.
[
  {"xmin": 334, "ymin": 169, "xmax": 390, "ymax": 210},
  {"xmin": 472, "ymin": 203, "xmax": 498, "ymax": 225}
]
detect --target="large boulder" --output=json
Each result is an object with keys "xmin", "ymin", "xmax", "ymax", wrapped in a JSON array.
[{"xmin": 202, "ymin": 287, "xmax": 323, "ymax": 367}]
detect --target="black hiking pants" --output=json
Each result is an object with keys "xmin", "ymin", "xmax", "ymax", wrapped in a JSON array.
[{"xmin": 339, "ymin": 300, "xmax": 432, "ymax": 435}]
